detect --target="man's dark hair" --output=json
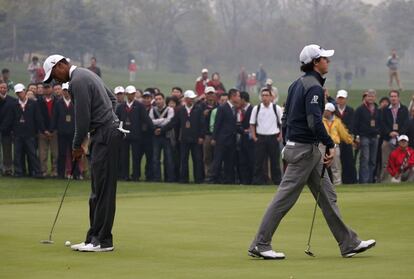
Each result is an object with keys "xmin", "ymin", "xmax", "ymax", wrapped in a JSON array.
[
  {"xmin": 32, "ymin": 56, "xmax": 39, "ymax": 62},
  {"xmin": 91, "ymin": 57, "xmax": 97, "ymax": 61},
  {"xmin": 228, "ymin": 88, "xmax": 239, "ymax": 98},
  {"xmin": 154, "ymin": 92, "xmax": 165, "ymax": 99},
  {"xmin": 219, "ymin": 93, "xmax": 228, "ymax": 98},
  {"xmin": 43, "ymin": 83, "xmax": 51, "ymax": 89},
  {"xmin": 260, "ymin": 87, "xmax": 272, "ymax": 95},
  {"xmin": 53, "ymin": 83, "xmax": 62, "ymax": 88},
  {"xmin": 144, "ymin": 87, "xmax": 156, "ymax": 96},
  {"xmin": 27, "ymin": 83, "xmax": 36, "ymax": 88},
  {"xmin": 240, "ymin": 91, "xmax": 250, "ymax": 102},
  {"xmin": 172, "ymin": 86, "xmax": 183, "ymax": 93},
  {"xmin": 379, "ymin": 96, "xmax": 390, "ymax": 104},
  {"xmin": 166, "ymin": 96, "xmax": 179, "ymax": 106},
  {"xmin": 300, "ymin": 58, "xmax": 321, "ymax": 73},
  {"xmin": 1, "ymin": 68, "xmax": 10, "ymax": 74},
  {"xmin": 389, "ymin": 90, "xmax": 400, "ymax": 97},
  {"xmin": 37, "ymin": 82, "xmax": 44, "ymax": 87}
]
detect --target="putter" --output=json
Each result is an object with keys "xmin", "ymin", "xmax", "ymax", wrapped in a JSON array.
[
  {"xmin": 304, "ymin": 150, "xmax": 329, "ymax": 257},
  {"xmin": 40, "ymin": 160, "xmax": 78, "ymax": 244}
]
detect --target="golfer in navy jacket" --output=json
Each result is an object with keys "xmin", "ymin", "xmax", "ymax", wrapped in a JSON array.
[{"xmin": 43, "ymin": 54, "xmax": 123, "ymax": 252}]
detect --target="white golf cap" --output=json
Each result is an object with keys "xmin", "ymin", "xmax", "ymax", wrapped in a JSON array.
[
  {"xmin": 204, "ymin": 86, "xmax": 216, "ymax": 94},
  {"xmin": 125, "ymin": 85, "xmax": 136, "ymax": 94},
  {"xmin": 114, "ymin": 86, "xmax": 125, "ymax": 94},
  {"xmin": 324, "ymin": 102, "xmax": 336, "ymax": 112},
  {"xmin": 62, "ymin": 82, "xmax": 69, "ymax": 90},
  {"xmin": 14, "ymin": 83, "xmax": 25, "ymax": 93},
  {"xmin": 336, "ymin": 89, "xmax": 348, "ymax": 99},
  {"xmin": 266, "ymin": 78, "xmax": 273, "ymax": 85},
  {"xmin": 184, "ymin": 90, "xmax": 197, "ymax": 99},
  {"xmin": 299, "ymin": 44, "xmax": 334, "ymax": 64},
  {"xmin": 398, "ymin": 135, "xmax": 409, "ymax": 142},
  {"xmin": 43, "ymin": 54, "xmax": 67, "ymax": 83},
  {"xmin": 201, "ymin": 68, "xmax": 208, "ymax": 73}
]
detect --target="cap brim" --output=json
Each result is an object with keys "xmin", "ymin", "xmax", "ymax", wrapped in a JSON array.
[
  {"xmin": 320, "ymin": 49, "xmax": 334, "ymax": 58},
  {"xmin": 43, "ymin": 69, "xmax": 53, "ymax": 83}
]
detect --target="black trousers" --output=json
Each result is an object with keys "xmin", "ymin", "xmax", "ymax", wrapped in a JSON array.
[
  {"xmin": 252, "ymin": 134, "xmax": 281, "ymax": 185},
  {"xmin": 340, "ymin": 142, "xmax": 357, "ymax": 184},
  {"xmin": 238, "ymin": 135, "xmax": 255, "ymax": 184},
  {"xmin": 180, "ymin": 142, "xmax": 204, "ymax": 183},
  {"xmin": 119, "ymin": 138, "xmax": 140, "ymax": 180},
  {"xmin": 13, "ymin": 136, "xmax": 41, "ymax": 177},
  {"xmin": 57, "ymin": 134, "xmax": 80, "ymax": 178},
  {"xmin": 137, "ymin": 138, "xmax": 153, "ymax": 181},
  {"xmin": 85, "ymin": 125, "xmax": 122, "ymax": 248},
  {"xmin": 211, "ymin": 142, "xmax": 236, "ymax": 184}
]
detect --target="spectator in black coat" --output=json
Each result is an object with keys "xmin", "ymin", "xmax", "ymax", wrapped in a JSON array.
[
  {"xmin": 0, "ymin": 81, "xmax": 16, "ymax": 175},
  {"xmin": 0, "ymin": 84, "xmax": 43, "ymax": 177},
  {"xmin": 335, "ymin": 90, "xmax": 357, "ymax": 184},
  {"xmin": 176, "ymin": 90, "xmax": 205, "ymax": 183},
  {"xmin": 209, "ymin": 88, "xmax": 240, "ymax": 184},
  {"xmin": 51, "ymin": 82, "xmax": 78, "ymax": 178},
  {"xmin": 116, "ymin": 85, "xmax": 153, "ymax": 181},
  {"xmin": 378, "ymin": 90, "xmax": 409, "ymax": 182}
]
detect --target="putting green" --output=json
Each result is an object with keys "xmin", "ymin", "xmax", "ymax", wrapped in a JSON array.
[{"xmin": 0, "ymin": 179, "xmax": 413, "ymax": 279}]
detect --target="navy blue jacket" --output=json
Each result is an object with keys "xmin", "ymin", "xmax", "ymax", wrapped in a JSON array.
[
  {"xmin": 212, "ymin": 102, "xmax": 237, "ymax": 146},
  {"xmin": 115, "ymin": 101, "xmax": 153, "ymax": 141},
  {"xmin": 0, "ymin": 95, "xmax": 17, "ymax": 136},
  {"xmin": 1, "ymin": 99, "xmax": 45, "ymax": 138},
  {"xmin": 37, "ymin": 95, "xmax": 56, "ymax": 132},
  {"xmin": 176, "ymin": 105, "xmax": 205, "ymax": 143},
  {"xmin": 51, "ymin": 98, "xmax": 75, "ymax": 137},
  {"xmin": 380, "ymin": 104, "xmax": 409, "ymax": 141},
  {"xmin": 353, "ymin": 103, "xmax": 380, "ymax": 138},
  {"xmin": 282, "ymin": 71, "xmax": 334, "ymax": 148}
]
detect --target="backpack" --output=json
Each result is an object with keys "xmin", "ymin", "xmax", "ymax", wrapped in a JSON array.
[{"xmin": 255, "ymin": 103, "xmax": 281, "ymax": 128}]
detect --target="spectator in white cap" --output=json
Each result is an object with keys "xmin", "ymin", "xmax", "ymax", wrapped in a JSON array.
[
  {"xmin": 116, "ymin": 85, "xmax": 153, "ymax": 181},
  {"xmin": 387, "ymin": 135, "xmax": 414, "ymax": 183},
  {"xmin": 114, "ymin": 86, "xmax": 125, "ymax": 108},
  {"xmin": 195, "ymin": 68, "xmax": 209, "ymax": 96},
  {"xmin": 322, "ymin": 102, "xmax": 354, "ymax": 185},
  {"xmin": 335, "ymin": 89, "xmax": 357, "ymax": 184}
]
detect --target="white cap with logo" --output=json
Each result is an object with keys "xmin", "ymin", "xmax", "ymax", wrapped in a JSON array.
[
  {"xmin": 398, "ymin": 135, "xmax": 409, "ymax": 142},
  {"xmin": 43, "ymin": 54, "xmax": 68, "ymax": 83},
  {"xmin": 125, "ymin": 85, "xmax": 137, "ymax": 94},
  {"xmin": 184, "ymin": 90, "xmax": 197, "ymax": 99},
  {"xmin": 324, "ymin": 102, "xmax": 336, "ymax": 112},
  {"xmin": 14, "ymin": 83, "xmax": 26, "ymax": 93},
  {"xmin": 299, "ymin": 44, "xmax": 334, "ymax": 64},
  {"xmin": 336, "ymin": 89, "xmax": 348, "ymax": 99},
  {"xmin": 62, "ymin": 82, "xmax": 69, "ymax": 90},
  {"xmin": 114, "ymin": 86, "xmax": 125, "ymax": 94},
  {"xmin": 204, "ymin": 86, "xmax": 216, "ymax": 94}
]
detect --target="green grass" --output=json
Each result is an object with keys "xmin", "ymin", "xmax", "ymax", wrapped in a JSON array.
[{"xmin": 1, "ymin": 178, "xmax": 413, "ymax": 279}]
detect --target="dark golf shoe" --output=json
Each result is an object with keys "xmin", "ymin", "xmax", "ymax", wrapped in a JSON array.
[
  {"xmin": 248, "ymin": 246, "xmax": 286, "ymax": 260},
  {"xmin": 342, "ymin": 239, "xmax": 376, "ymax": 258}
]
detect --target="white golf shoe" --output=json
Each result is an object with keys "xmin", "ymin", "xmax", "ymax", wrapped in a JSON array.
[
  {"xmin": 248, "ymin": 246, "xmax": 286, "ymax": 260},
  {"xmin": 70, "ymin": 242, "xmax": 86, "ymax": 251},
  {"xmin": 78, "ymin": 243, "xmax": 114, "ymax": 252},
  {"xmin": 343, "ymin": 239, "xmax": 376, "ymax": 258}
]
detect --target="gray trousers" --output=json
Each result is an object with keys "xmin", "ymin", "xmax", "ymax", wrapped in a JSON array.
[{"xmin": 249, "ymin": 142, "xmax": 360, "ymax": 255}]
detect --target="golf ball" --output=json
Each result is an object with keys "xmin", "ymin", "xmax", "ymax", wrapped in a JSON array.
[{"xmin": 65, "ymin": 241, "xmax": 71, "ymax": 246}]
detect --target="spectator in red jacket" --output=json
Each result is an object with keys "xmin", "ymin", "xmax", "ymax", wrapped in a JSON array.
[
  {"xmin": 195, "ymin": 68, "xmax": 209, "ymax": 96},
  {"xmin": 207, "ymin": 72, "xmax": 226, "ymax": 95},
  {"xmin": 387, "ymin": 135, "xmax": 414, "ymax": 183}
]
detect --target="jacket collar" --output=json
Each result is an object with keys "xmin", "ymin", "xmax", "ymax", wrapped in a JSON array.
[{"xmin": 305, "ymin": 70, "xmax": 326, "ymax": 86}]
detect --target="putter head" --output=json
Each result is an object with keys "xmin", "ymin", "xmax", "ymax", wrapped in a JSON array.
[
  {"xmin": 304, "ymin": 249, "xmax": 315, "ymax": 257},
  {"xmin": 40, "ymin": 240, "xmax": 54, "ymax": 244}
]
